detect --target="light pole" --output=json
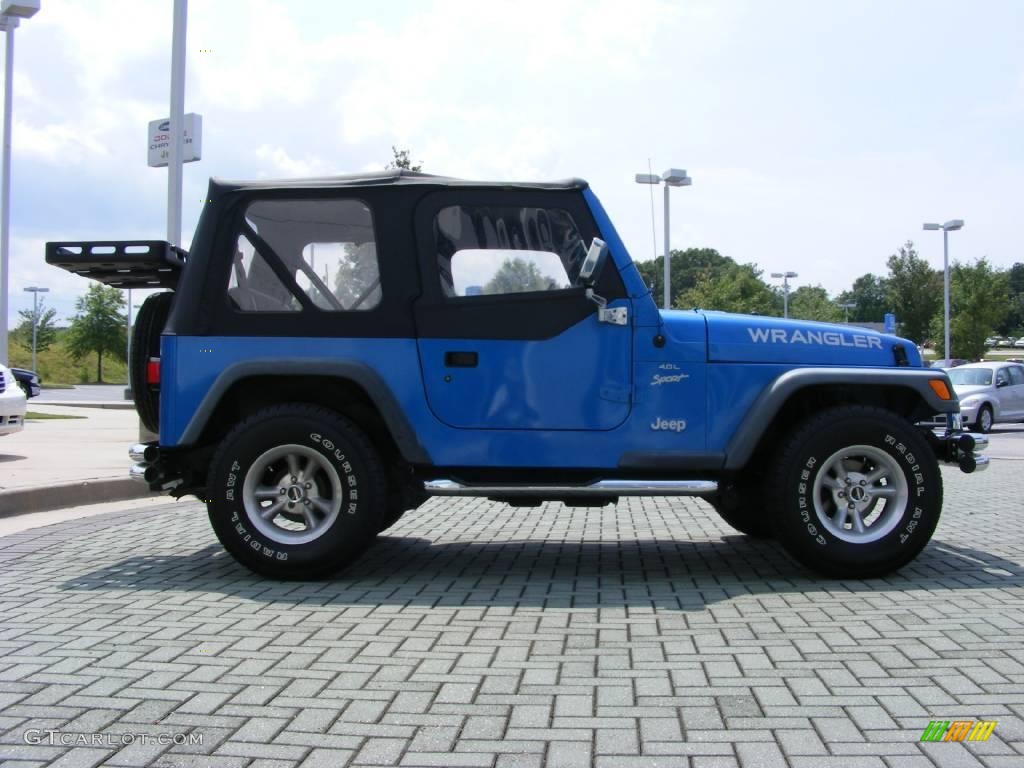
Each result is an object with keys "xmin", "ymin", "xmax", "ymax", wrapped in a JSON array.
[
  {"xmin": 923, "ymin": 219, "xmax": 964, "ymax": 360},
  {"xmin": 839, "ymin": 301, "xmax": 855, "ymax": 323},
  {"xmin": 635, "ymin": 168, "xmax": 693, "ymax": 309},
  {"xmin": 168, "ymin": 0, "xmax": 187, "ymax": 247},
  {"xmin": 22, "ymin": 284, "xmax": 45, "ymax": 370},
  {"xmin": 0, "ymin": 0, "xmax": 39, "ymax": 366},
  {"xmin": 771, "ymin": 271, "xmax": 799, "ymax": 318}
]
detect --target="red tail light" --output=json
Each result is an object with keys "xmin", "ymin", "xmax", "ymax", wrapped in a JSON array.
[{"xmin": 146, "ymin": 357, "xmax": 161, "ymax": 385}]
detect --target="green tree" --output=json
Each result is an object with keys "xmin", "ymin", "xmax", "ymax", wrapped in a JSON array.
[
  {"xmin": 999, "ymin": 262, "xmax": 1024, "ymax": 335},
  {"xmin": 837, "ymin": 273, "xmax": 890, "ymax": 322},
  {"xmin": 788, "ymin": 285, "xmax": 843, "ymax": 323},
  {"xmin": 14, "ymin": 300, "xmax": 58, "ymax": 354},
  {"xmin": 928, "ymin": 258, "xmax": 1009, "ymax": 360},
  {"xmin": 635, "ymin": 247, "xmax": 732, "ymax": 307},
  {"xmin": 676, "ymin": 262, "xmax": 780, "ymax": 316},
  {"xmin": 66, "ymin": 284, "xmax": 126, "ymax": 382},
  {"xmin": 385, "ymin": 146, "xmax": 423, "ymax": 172},
  {"xmin": 483, "ymin": 257, "xmax": 559, "ymax": 294},
  {"xmin": 886, "ymin": 241, "xmax": 941, "ymax": 343}
]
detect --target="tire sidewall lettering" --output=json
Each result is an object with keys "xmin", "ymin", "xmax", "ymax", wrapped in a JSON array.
[
  {"xmin": 218, "ymin": 429, "xmax": 363, "ymax": 562},
  {"xmin": 794, "ymin": 432, "xmax": 932, "ymax": 549}
]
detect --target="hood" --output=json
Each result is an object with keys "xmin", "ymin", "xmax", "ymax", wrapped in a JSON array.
[{"xmin": 691, "ymin": 311, "xmax": 921, "ymax": 367}]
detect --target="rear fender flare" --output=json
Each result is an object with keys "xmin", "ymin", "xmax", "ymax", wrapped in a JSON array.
[{"xmin": 178, "ymin": 359, "xmax": 431, "ymax": 465}]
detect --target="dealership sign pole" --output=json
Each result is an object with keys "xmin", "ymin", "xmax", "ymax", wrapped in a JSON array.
[{"xmin": 167, "ymin": 0, "xmax": 187, "ymax": 248}]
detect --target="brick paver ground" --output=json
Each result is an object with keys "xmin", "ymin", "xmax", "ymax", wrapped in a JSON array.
[{"xmin": 0, "ymin": 462, "xmax": 1021, "ymax": 767}]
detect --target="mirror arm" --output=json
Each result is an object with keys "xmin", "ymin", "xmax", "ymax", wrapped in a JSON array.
[{"xmin": 586, "ymin": 287, "xmax": 628, "ymax": 326}]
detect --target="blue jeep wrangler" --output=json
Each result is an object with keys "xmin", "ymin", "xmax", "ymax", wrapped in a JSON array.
[{"xmin": 47, "ymin": 170, "xmax": 987, "ymax": 579}]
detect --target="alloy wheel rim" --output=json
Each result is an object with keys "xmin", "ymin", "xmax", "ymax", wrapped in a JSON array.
[
  {"xmin": 242, "ymin": 444, "xmax": 343, "ymax": 545},
  {"xmin": 811, "ymin": 444, "xmax": 909, "ymax": 544}
]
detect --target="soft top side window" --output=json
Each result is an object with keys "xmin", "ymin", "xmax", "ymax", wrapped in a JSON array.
[
  {"xmin": 229, "ymin": 198, "xmax": 382, "ymax": 312},
  {"xmin": 434, "ymin": 205, "xmax": 586, "ymax": 298}
]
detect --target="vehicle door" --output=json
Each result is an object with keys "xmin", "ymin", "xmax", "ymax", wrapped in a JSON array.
[
  {"xmin": 1007, "ymin": 365, "xmax": 1024, "ymax": 418},
  {"xmin": 413, "ymin": 189, "xmax": 633, "ymax": 430}
]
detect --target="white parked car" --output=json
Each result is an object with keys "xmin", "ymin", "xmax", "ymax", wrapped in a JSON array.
[
  {"xmin": 947, "ymin": 361, "xmax": 1024, "ymax": 433},
  {"xmin": 0, "ymin": 363, "xmax": 27, "ymax": 436}
]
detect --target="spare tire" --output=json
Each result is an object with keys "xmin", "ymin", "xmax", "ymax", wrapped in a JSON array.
[{"xmin": 130, "ymin": 292, "xmax": 173, "ymax": 434}]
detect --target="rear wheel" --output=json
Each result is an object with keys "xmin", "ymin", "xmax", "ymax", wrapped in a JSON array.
[
  {"xmin": 130, "ymin": 292, "xmax": 173, "ymax": 433},
  {"xmin": 769, "ymin": 405, "xmax": 942, "ymax": 578},
  {"xmin": 207, "ymin": 404, "xmax": 387, "ymax": 579}
]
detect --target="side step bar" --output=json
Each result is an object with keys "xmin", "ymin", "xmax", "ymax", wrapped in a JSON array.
[{"xmin": 424, "ymin": 479, "xmax": 718, "ymax": 497}]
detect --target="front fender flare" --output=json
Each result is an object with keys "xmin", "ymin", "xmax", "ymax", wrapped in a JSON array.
[{"xmin": 723, "ymin": 367, "xmax": 958, "ymax": 470}]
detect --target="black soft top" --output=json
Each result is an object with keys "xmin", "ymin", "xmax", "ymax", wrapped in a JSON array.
[{"xmin": 210, "ymin": 169, "xmax": 588, "ymax": 194}]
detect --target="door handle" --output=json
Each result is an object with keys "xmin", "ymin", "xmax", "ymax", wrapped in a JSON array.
[{"xmin": 444, "ymin": 351, "xmax": 478, "ymax": 368}]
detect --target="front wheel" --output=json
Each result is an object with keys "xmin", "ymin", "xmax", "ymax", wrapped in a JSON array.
[
  {"xmin": 973, "ymin": 404, "xmax": 993, "ymax": 434},
  {"xmin": 207, "ymin": 404, "xmax": 387, "ymax": 579},
  {"xmin": 710, "ymin": 486, "xmax": 773, "ymax": 539},
  {"xmin": 769, "ymin": 405, "xmax": 942, "ymax": 578}
]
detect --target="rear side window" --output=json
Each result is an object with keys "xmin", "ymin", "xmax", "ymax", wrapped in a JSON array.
[
  {"xmin": 434, "ymin": 205, "xmax": 586, "ymax": 297},
  {"xmin": 229, "ymin": 198, "xmax": 381, "ymax": 312},
  {"xmin": 1009, "ymin": 366, "xmax": 1024, "ymax": 386}
]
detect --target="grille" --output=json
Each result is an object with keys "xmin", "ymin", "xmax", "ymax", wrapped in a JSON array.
[{"xmin": 0, "ymin": 370, "xmax": 5, "ymax": 393}]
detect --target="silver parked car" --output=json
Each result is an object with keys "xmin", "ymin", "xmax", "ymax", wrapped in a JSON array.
[{"xmin": 947, "ymin": 361, "xmax": 1024, "ymax": 433}]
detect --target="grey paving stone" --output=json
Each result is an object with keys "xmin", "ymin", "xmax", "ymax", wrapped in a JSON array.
[{"xmin": 0, "ymin": 464, "xmax": 1021, "ymax": 768}]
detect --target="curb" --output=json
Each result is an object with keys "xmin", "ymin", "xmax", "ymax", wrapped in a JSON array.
[
  {"xmin": 31, "ymin": 401, "xmax": 134, "ymax": 410},
  {"xmin": 0, "ymin": 477, "xmax": 159, "ymax": 518}
]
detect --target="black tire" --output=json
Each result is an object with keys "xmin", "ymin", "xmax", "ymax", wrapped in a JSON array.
[
  {"xmin": 769, "ymin": 405, "xmax": 942, "ymax": 578},
  {"xmin": 207, "ymin": 404, "xmax": 387, "ymax": 579},
  {"xmin": 130, "ymin": 292, "xmax": 173, "ymax": 434},
  {"xmin": 973, "ymin": 404, "xmax": 993, "ymax": 434},
  {"xmin": 710, "ymin": 488, "xmax": 773, "ymax": 539},
  {"xmin": 377, "ymin": 507, "xmax": 407, "ymax": 533}
]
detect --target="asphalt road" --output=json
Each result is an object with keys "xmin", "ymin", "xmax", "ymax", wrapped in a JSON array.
[{"xmin": 985, "ymin": 424, "xmax": 1024, "ymax": 459}]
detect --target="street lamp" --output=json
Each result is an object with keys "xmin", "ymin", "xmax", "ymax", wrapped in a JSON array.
[
  {"xmin": 0, "ymin": 0, "xmax": 39, "ymax": 366},
  {"xmin": 635, "ymin": 167, "xmax": 693, "ymax": 309},
  {"xmin": 22, "ymin": 284, "xmax": 46, "ymax": 371},
  {"xmin": 771, "ymin": 271, "xmax": 799, "ymax": 318},
  {"xmin": 839, "ymin": 301, "xmax": 856, "ymax": 323},
  {"xmin": 923, "ymin": 219, "xmax": 964, "ymax": 360}
]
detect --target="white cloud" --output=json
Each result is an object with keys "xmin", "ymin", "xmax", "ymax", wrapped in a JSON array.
[
  {"xmin": 5, "ymin": 0, "xmax": 1024, "ymax": 332},
  {"xmin": 254, "ymin": 144, "xmax": 324, "ymax": 178}
]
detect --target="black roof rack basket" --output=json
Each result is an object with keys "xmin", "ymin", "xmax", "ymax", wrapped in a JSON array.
[{"xmin": 45, "ymin": 240, "xmax": 186, "ymax": 289}]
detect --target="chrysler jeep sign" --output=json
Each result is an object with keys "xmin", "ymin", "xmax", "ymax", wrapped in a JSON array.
[{"xmin": 147, "ymin": 114, "xmax": 203, "ymax": 167}]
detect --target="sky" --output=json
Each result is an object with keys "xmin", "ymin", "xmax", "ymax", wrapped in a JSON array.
[{"xmin": 4, "ymin": 0, "xmax": 1023, "ymax": 324}]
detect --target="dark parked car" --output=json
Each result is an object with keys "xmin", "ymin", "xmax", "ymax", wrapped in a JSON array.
[{"xmin": 10, "ymin": 368, "xmax": 40, "ymax": 398}]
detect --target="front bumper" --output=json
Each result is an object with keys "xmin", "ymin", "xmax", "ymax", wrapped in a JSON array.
[{"xmin": 928, "ymin": 420, "xmax": 989, "ymax": 473}]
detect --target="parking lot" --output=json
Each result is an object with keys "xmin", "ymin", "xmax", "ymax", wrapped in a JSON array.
[{"xmin": 0, "ymin": 435, "xmax": 1022, "ymax": 767}]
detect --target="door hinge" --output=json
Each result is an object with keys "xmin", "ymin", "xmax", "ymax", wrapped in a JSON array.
[{"xmin": 586, "ymin": 288, "xmax": 629, "ymax": 326}]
